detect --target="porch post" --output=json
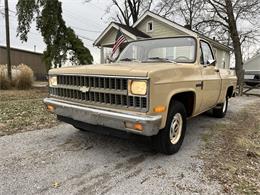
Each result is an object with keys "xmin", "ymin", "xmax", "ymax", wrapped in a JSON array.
[{"xmin": 100, "ymin": 46, "xmax": 105, "ymax": 64}]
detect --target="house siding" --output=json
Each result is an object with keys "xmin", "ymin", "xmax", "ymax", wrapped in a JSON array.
[
  {"xmin": 99, "ymin": 28, "xmax": 134, "ymax": 46},
  {"xmin": 136, "ymin": 16, "xmax": 187, "ymax": 38},
  {"xmin": 213, "ymin": 48, "xmax": 230, "ymax": 69},
  {"xmin": 244, "ymin": 54, "xmax": 260, "ymax": 72}
]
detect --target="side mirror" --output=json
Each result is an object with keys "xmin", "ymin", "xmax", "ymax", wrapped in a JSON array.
[{"xmin": 208, "ymin": 59, "xmax": 216, "ymax": 66}]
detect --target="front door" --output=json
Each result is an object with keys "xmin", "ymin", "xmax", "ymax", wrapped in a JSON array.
[{"xmin": 199, "ymin": 40, "xmax": 221, "ymax": 112}]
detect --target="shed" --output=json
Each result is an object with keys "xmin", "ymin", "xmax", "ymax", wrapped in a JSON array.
[{"xmin": 0, "ymin": 46, "xmax": 47, "ymax": 80}]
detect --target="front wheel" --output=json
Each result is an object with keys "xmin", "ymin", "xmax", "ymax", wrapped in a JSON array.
[
  {"xmin": 212, "ymin": 96, "xmax": 228, "ymax": 118},
  {"xmin": 152, "ymin": 101, "xmax": 187, "ymax": 155},
  {"xmin": 73, "ymin": 125, "xmax": 88, "ymax": 132}
]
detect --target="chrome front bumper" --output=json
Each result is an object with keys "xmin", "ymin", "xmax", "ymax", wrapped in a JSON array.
[{"xmin": 43, "ymin": 98, "xmax": 162, "ymax": 136}]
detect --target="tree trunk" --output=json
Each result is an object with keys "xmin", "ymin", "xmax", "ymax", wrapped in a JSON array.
[{"xmin": 224, "ymin": 0, "xmax": 244, "ymax": 95}]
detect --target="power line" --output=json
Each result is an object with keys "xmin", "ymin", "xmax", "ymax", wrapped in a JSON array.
[
  {"xmin": 1, "ymin": 4, "xmax": 98, "ymax": 48},
  {"xmin": 5, "ymin": 7, "xmax": 102, "ymax": 38},
  {"xmin": 0, "ymin": 23, "xmax": 43, "ymax": 39},
  {"xmin": 8, "ymin": 8, "xmax": 15, "ymax": 14},
  {"xmin": 69, "ymin": 25, "xmax": 101, "ymax": 33},
  {"xmin": 7, "ymin": 18, "xmax": 43, "ymax": 37},
  {"xmin": 88, "ymin": 2, "xmax": 105, "ymax": 12},
  {"xmin": 2, "ymin": 10, "xmax": 95, "ymax": 39},
  {"xmin": 8, "ymin": 7, "xmax": 102, "ymax": 31},
  {"xmin": 62, "ymin": 8, "xmax": 103, "ymax": 30},
  {"xmin": 77, "ymin": 34, "xmax": 95, "ymax": 42}
]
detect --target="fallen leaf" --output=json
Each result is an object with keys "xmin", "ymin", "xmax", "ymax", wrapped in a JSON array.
[{"xmin": 52, "ymin": 181, "xmax": 60, "ymax": 188}]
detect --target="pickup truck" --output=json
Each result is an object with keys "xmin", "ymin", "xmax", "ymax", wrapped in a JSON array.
[{"xmin": 44, "ymin": 36, "xmax": 237, "ymax": 154}]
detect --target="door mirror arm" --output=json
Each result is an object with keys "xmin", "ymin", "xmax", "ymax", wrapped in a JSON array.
[{"xmin": 208, "ymin": 59, "xmax": 216, "ymax": 66}]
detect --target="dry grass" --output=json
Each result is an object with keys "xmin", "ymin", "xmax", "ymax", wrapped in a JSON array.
[
  {"xmin": 200, "ymin": 100, "xmax": 260, "ymax": 194},
  {"xmin": 0, "ymin": 88, "xmax": 58, "ymax": 136},
  {"xmin": 0, "ymin": 65, "xmax": 11, "ymax": 89},
  {"xmin": 14, "ymin": 64, "xmax": 34, "ymax": 89},
  {"xmin": 0, "ymin": 64, "xmax": 34, "ymax": 90}
]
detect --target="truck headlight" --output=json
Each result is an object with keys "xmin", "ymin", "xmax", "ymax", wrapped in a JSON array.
[
  {"xmin": 129, "ymin": 80, "xmax": 147, "ymax": 95},
  {"xmin": 49, "ymin": 76, "xmax": 57, "ymax": 87}
]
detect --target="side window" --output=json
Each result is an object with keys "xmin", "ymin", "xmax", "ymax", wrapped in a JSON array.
[{"xmin": 200, "ymin": 41, "xmax": 214, "ymax": 65}]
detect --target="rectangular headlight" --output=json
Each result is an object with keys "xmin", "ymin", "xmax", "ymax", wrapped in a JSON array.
[
  {"xmin": 129, "ymin": 80, "xmax": 147, "ymax": 95},
  {"xmin": 49, "ymin": 76, "xmax": 57, "ymax": 87}
]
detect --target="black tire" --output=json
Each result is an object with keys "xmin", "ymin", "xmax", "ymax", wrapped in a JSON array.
[
  {"xmin": 152, "ymin": 101, "xmax": 187, "ymax": 155},
  {"xmin": 212, "ymin": 96, "xmax": 228, "ymax": 118},
  {"xmin": 73, "ymin": 125, "xmax": 87, "ymax": 132}
]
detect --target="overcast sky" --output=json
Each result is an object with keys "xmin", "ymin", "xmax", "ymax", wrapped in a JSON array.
[{"xmin": 0, "ymin": 0, "xmax": 111, "ymax": 63}]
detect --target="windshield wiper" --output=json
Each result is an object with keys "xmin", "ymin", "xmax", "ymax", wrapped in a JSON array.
[
  {"xmin": 119, "ymin": 58, "xmax": 139, "ymax": 62},
  {"xmin": 147, "ymin": 57, "xmax": 177, "ymax": 63}
]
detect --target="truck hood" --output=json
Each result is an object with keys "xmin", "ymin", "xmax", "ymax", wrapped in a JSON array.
[{"xmin": 49, "ymin": 63, "xmax": 186, "ymax": 77}]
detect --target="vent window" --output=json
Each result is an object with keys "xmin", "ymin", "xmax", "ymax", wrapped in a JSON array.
[{"xmin": 147, "ymin": 21, "xmax": 153, "ymax": 32}]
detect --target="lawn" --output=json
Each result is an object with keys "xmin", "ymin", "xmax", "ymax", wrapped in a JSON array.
[
  {"xmin": 0, "ymin": 88, "xmax": 58, "ymax": 136},
  {"xmin": 200, "ymin": 100, "xmax": 260, "ymax": 194}
]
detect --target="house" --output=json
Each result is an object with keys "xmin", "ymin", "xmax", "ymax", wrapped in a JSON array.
[
  {"xmin": 0, "ymin": 46, "xmax": 47, "ymax": 80},
  {"xmin": 244, "ymin": 53, "xmax": 260, "ymax": 77},
  {"xmin": 94, "ymin": 11, "xmax": 231, "ymax": 69}
]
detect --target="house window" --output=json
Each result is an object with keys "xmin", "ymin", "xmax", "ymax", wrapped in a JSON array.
[{"xmin": 147, "ymin": 21, "xmax": 153, "ymax": 32}]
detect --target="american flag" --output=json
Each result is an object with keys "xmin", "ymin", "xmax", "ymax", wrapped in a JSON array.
[{"xmin": 111, "ymin": 29, "xmax": 126, "ymax": 57}]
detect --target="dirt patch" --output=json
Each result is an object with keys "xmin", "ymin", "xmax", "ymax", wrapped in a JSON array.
[
  {"xmin": 0, "ymin": 88, "xmax": 58, "ymax": 136},
  {"xmin": 200, "ymin": 99, "xmax": 260, "ymax": 194}
]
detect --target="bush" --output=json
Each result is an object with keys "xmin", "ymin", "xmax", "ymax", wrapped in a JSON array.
[
  {"xmin": 14, "ymin": 64, "xmax": 34, "ymax": 90},
  {"xmin": 0, "ymin": 65, "xmax": 11, "ymax": 90}
]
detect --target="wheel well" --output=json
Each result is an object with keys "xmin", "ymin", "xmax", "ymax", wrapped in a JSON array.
[
  {"xmin": 170, "ymin": 92, "xmax": 195, "ymax": 117},
  {"xmin": 227, "ymin": 86, "xmax": 234, "ymax": 98}
]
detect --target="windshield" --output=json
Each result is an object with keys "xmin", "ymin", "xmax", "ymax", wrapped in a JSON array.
[{"xmin": 117, "ymin": 37, "xmax": 196, "ymax": 63}]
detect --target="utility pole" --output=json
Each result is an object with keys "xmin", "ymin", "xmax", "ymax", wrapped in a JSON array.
[{"xmin": 5, "ymin": 0, "xmax": 11, "ymax": 80}]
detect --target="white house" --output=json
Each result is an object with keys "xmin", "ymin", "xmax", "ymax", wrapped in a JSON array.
[
  {"xmin": 244, "ymin": 53, "xmax": 260, "ymax": 76},
  {"xmin": 94, "ymin": 11, "xmax": 231, "ymax": 68}
]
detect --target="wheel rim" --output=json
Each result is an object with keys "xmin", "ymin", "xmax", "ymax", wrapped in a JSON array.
[
  {"xmin": 222, "ymin": 99, "xmax": 227, "ymax": 113},
  {"xmin": 169, "ymin": 113, "xmax": 183, "ymax": 144}
]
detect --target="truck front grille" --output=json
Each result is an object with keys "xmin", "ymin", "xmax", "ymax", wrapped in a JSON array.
[{"xmin": 49, "ymin": 75, "xmax": 148, "ymax": 112}]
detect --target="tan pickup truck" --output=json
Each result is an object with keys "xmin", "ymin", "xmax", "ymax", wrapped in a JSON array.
[{"xmin": 44, "ymin": 36, "xmax": 237, "ymax": 154}]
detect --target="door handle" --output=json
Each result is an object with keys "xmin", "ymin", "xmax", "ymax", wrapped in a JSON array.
[{"xmin": 196, "ymin": 81, "xmax": 204, "ymax": 89}]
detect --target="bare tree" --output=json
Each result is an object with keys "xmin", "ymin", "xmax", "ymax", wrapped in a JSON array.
[
  {"xmin": 154, "ymin": 0, "xmax": 180, "ymax": 18},
  {"xmin": 105, "ymin": 0, "xmax": 154, "ymax": 26},
  {"xmin": 155, "ymin": 0, "xmax": 204, "ymax": 30},
  {"xmin": 195, "ymin": 0, "xmax": 260, "ymax": 94}
]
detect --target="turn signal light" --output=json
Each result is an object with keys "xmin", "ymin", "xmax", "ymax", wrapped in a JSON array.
[
  {"xmin": 133, "ymin": 123, "xmax": 144, "ymax": 131},
  {"xmin": 153, "ymin": 106, "xmax": 166, "ymax": 113},
  {"xmin": 47, "ymin": 105, "xmax": 55, "ymax": 112},
  {"xmin": 125, "ymin": 122, "xmax": 144, "ymax": 131}
]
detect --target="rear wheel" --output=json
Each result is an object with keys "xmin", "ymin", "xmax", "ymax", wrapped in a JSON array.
[
  {"xmin": 152, "ymin": 101, "xmax": 187, "ymax": 155},
  {"xmin": 212, "ymin": 96, "xmax": 228, "ymax": 118}
]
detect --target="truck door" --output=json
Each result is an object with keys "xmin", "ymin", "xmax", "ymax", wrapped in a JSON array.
[{"xmin": 199, "ymin": 40, "xmax": 221, "ymax": 112}]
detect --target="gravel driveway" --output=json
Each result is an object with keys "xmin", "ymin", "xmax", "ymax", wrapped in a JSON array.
[{"xmin": 0, "ymin": 96, "xmax": 258, "ymax": 195}]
